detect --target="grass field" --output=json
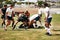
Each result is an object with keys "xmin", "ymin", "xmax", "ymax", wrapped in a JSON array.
[{"xmin": 0, "ymin": 11, "xmax": 60, "ymax": 40}]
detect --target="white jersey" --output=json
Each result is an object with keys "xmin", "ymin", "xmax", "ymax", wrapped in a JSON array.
[
  {"xmin": 29, "ymin": 14, "xmax": 39, "ymax": 21},
  {"xmin": 6, "ymin": 7, "xmax": 14, "ymax": 16},
  {"xmin": 38, "ymin": 8, "xmax": 43, "ymax": 15},
  {"xmin": 44, "ymin": 7, "xmax": 52, "ymax": 18}
]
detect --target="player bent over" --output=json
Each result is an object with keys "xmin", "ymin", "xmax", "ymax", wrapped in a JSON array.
[
  {"xmin": 12, "ymin": 10, "xmax": 30, "ymax": 30},
  {"xmin": 29, "ymin": 5, "xmax": 43, "ymax": 28},
  {"xmin": 29, "ymin": 13, "xmax": 42, "ymax": 28}
]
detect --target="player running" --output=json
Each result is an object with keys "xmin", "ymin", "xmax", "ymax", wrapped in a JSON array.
[
  {"xmin": 1, "ymin": 5, "xmax": 7, "ymax": 27},
  {"xmin": 4, "ymin": 4, "xmax": 15, "ymax": 31}
]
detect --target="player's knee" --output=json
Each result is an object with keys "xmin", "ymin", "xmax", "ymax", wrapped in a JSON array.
[
  {"xmin": 14, "ymin": 22, "xmax": 18, "ymax": 25},
  {"xmin": 7, "ymin": 21, "xmax": 11, "ymax": 25},
  {"xmin": 45, "ymin": 23, "xmax": 49, "ymax": 27}
]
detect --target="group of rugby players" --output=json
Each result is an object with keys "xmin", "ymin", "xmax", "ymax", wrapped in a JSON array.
[{"xmin": 0, "ymin": 3, "xmax": 52, "ymax": 36}]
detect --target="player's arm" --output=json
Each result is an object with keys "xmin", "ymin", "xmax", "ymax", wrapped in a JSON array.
[
  {"xmin": 12, "ymin": 11, "xmax": 15, "ymax": 17},
  {"xmin": 5, "ymin": 8, "xmax": 9, "ymax": 18},
  {"xmin": 0, "ymin": 8, "xmax": 3, "ymax": 15},
  {"xmin": 19, "ymin": 14, "xmax": 22, "ymax": 17},
  {"xmin": 38, "ymin": 8, "xmax": 42, "ymax": 17},
  {"xmin": 5, "ymin": 12, "xmax": 8, "ymax": 19},
  {"xmin": 44, "ymin": 11, "xmax": 49, "ymax": 21},
  {"xmin": 28, "ymin": 12, "xmax": 30, "ymax": 18}
]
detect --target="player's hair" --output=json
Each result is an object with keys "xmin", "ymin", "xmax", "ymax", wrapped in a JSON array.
[
  {"xmin": 25, "ymin": 10, "xmax": 29, "ymax": 14},
  {"xmin": 44, "ymin": 3, "xmax": 49, "ymax": 7},
  {"xmin": 10, "ymin": 4, "xmax": 14, "ymax": 7},
  {"xmin": 4, "ymin": 4, "xmax": 7, "ymax": 7}
]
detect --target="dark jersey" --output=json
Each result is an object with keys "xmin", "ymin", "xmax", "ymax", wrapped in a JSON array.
[
  {"xmin": 18, "ymin": 14, "xmax": 29, "ymax": 22},
  {"xmin": 21, "ymin": 14, "xmax": 28, "ymax": 21},
  {"xmin": 1, "ymin": 8, "xmax": 7, "ymax": 15}
]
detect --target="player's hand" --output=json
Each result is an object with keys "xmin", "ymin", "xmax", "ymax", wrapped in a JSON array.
[
  {"xmin": 1, "ymin": 13, "xmax": 3, "ymax": 15},
  {"xmin": 44, "ymin": 17, "xmax": 46, "ymax": 20}
]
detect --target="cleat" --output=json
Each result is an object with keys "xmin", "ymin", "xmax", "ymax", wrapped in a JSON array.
[{"xmin": 46, "ymin": 32, "xmax": 52, "ymax": 36}]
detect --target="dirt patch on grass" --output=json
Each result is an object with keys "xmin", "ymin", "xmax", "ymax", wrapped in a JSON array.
[
  {"xmin": 0, "ymin": 8, "xmax": 38, "ymax": 15},
  {"xmin": 14, "ymin": 7, "xmax": 38, "ymax": 15}
]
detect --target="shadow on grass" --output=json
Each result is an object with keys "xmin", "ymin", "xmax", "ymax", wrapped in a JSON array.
[
  {"xmin": 52, "ymin": 34, "xmax": 60, "ymax": 36},
  {"xmin": 38, "ymin": 26, "xmax": 45, "ymax": 29},
  {"xmin": 12, "ymin": 29, "xmax": 30, "ymax": 31},
  {"xmin": 53, "ymin": 29, "xmax": 60, "ymax": 31}
]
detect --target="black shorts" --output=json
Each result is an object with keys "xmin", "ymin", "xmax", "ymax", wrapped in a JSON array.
[
  {"xmin": 17, "ymin": 17, "xmax": 24, "ymax": 22},
  {"xmin": 34, "ymin": 16, "xmax": 40, "ymax": 21},
  {"xmin": 46, "ymin": 17, "xmax": 52, "ymax": 23},
  {"xmin": 1, "ymin": 15, "xmax": 5, "ymax": 19},
  {"xmin": 7, "ymin": 16, "xmax": 13, "ymax": 20}
]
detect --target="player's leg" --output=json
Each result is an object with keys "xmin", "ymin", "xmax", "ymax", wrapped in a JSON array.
[
  {"xmin": 12, "ymin": 21, "xmax": 18, "ymax": 30},
  {"xmin": 33, "ymin": 20, "xmax": 37, "ymax": 28},
  {"xmin": 45, "ymin": 22, "xmax": 51, "ymax": 36},
  {"xmin": 39, "ymin": 17, "xmax": 42, "ymax": 26},
  {"xmin": 12, "ymin": 17, "xmax": 21, "ymax": 30},
  {"xmin": 24, "ymin": 21, "xmax": 30, "ymax": 29},
  {"xmin": 1, "ymin": 15, "xmax": 5, "ymax": 26},
  {"xmin": 45, "ymin": 18, "xmax": 52, "ymax": 36},
  {"xmin": 29, "ymin": 20, "xmax": 35, "ymax": 28},
  {"xmin": 2, "ymin": 19, "xmax": 4, "ymax": 26},
  {"xmin": 4, "ymin": 19, "xmax": 11, "ymax": 31},
  {"xmin": 4, "ymin": 16, "xmax": 12, "ymax": 31},
  {"xmin": 23, "ymin": 22, "xmax": 27, "ymax": 29},
  {"xmin": 11, "ymin": 18, "xmax": 15, "ymax": 27},
  {"xmin": 2, "ymin": 18, "xmax": 6, "ymax": 27},
  {"xmin": 33, "ymin": 16, "xmax": 40, "ymax": 28}
]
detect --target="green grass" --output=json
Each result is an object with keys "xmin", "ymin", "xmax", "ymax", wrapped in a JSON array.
[
  {"xmin": 52, "ymin": 14, "xmax": 60, "ymax": 30},
  {"xmin": 0, "ymin": 14, "xmax": 60, "ymax": 40}
]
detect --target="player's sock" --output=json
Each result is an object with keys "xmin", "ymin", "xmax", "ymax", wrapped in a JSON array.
[
  {"xmin": 33, "ymin": 23, "xmax": 36, "ymax": 28},
  {"xmin": 35, "ymin": 24, "xmax": 37, "ymax": 28},
  {"xmin": 12, "ymin": 22, "xmax": 14, "ymax": 27},
  {"xmin": 12, "ymin": 25, "xmax": 16, "ymax": 30},
  {"xmin": 2, "ymin": 23, "xmax": 3, "ymax": 26},
  {"xmin": 3, "ymin": 21, "xmax": 5, "ymax": 26},
  {"xmin": 46, "ymin": 28, "xmax": 52, "ymax": 36},
  {"xmin": 47, "ymin": 28, "xmax": 51, "ymax": 34},
  {"xmin": 4, "ymin": 25, "xmax": 7, "ymax": 31},
  {"xmin": 24, "ymin": 25, "xmax": 27, "ymax": 30}
]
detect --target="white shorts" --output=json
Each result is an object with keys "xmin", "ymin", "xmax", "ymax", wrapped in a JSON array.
[{"xmin": 29, "ymin": 14, "xmax": 39, "ymax": 21}]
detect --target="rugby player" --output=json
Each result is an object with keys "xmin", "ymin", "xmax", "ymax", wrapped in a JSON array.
[
  {"xmin": 4, "ymin": 4, "xmax": 15, "ymax": 31},
  {"xmin": 44, "ymin": 3, "xmax": 52, "ymax": 36},
  {"xmin": 29, "ymin": 6, "xmax": 43, "ymax": 28},
  {"xmin": 12, "ymin": 10, "xmax": 30, "ymax": 30},
  {"xmin": 1, "ymin": 5, "xmax": 7, "ymax": 27}
]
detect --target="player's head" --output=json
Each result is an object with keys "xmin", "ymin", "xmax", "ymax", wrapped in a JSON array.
[
  {"xmin": 10, "ymin": 4, "xmax": 14, "ymax": 8},
  {"xmin": 4, "ymin": 4, "xmax": 7, "ymax": 8},
  {"xmin": 44, "ymin": 3, "xmax": 49, "ymax": 7},
  {"xmin": 25, "ymin": 10, "xmax": 30, "ymax": 17},
  {"xmin": 25, "ymin": 10, "xmax": 29, "ymax": 15}
]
